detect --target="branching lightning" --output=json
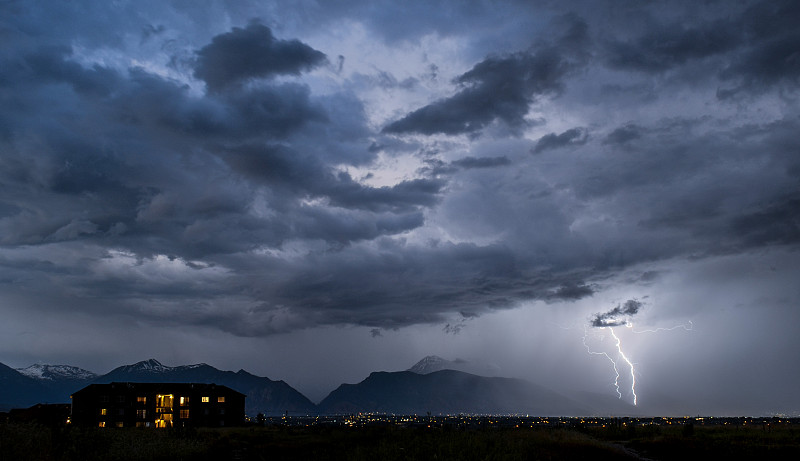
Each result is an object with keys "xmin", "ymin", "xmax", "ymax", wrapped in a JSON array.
[
  {"xmin": 608, "ymin": 327, "xmax": 637, "ymax": 405},
  {"xmin": 583, "ymin": 326, "xmax": 636, "ymax": 404},
  {"xmin": 631, "ymin": 320, "xmax": 693, "ymax": 334},
  {"xmin": 583, "ymin": 326, "xmax": 624, "ymax": 400},
  {"xmin": 584, "ymin": 299, "xmax": 693, "ymax": 406}
]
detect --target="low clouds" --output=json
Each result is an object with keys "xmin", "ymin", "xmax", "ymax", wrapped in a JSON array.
[
  {"xmin": 194, "ymin": 23, "xmax": 327, "ymax": 92},
  {"xmin": 591, "ymin": 299, "xmax": 643, "ymax": 328}
]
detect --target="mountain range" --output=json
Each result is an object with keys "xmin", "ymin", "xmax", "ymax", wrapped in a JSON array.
[
  {"xmin": 0, "ymin": 356, "xmax": 637, "ymax": 416},
  {"xmin": 319, "ymin": 369, "xmax": 589, "ymax": 415}
]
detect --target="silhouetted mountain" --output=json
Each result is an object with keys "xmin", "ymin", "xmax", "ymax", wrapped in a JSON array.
[
  {"xmin": 318, "ymin": 369, "xmax": 589, "ymax": 415},
  {"xmin": 1, "ymin": 358, "xmax": 645, "ymax": 416},
  {"xmin": 407, "ymin": 355, "xmax": 501, "ymax": 376},
  {"xmin": 94, "ymin": 359, "xmax": 316, "ymax": 416},
  {"xmin": 0, "ymin": 362, "xmax": 59, "ymax": 411}
]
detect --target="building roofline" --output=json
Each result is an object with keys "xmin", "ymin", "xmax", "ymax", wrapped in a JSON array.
[{"xmin": 71, "ymin": 382, "xmax": 246, "ymax": 397}]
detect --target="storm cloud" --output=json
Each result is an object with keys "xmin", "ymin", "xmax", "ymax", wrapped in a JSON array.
[
  {"xmin": 532, "ymin": 127, "xmax": 589, "ymax": 153},
  {"xmin": 1, "ymin": 0, "xmax": 799, "ymax": 415},
  {"xmin": 383, "ymin": 15, "xmax": 589, "ymax": 135},
  {"xmin": 591, "ymin": 299, "xmax": 643, "ymax": 328},
  {"xmin": 194, "ymin": 23, "xmax": 327, "ymax": 92}
]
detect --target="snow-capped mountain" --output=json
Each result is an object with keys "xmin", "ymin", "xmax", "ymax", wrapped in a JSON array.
[
  {"xmin": 2, "ymin": 363, "xmax": 96, "ymax": 411},
  {"xmin": 16, "ymin": 364, "xmax": 97, "ymax": 381},
  {"xmin": 108, "ymin": 359, "xmax": 214, "ymax": 376},
  {"xmin": 408, "ymin": 355, "xmax": 467, "ymax": 374},
  {"xmin": 112, "ymin": 358, "xmax": 174, "ymax": 374},
  {"xmin": 408, "ymin": 355, "xmax": 504, "ymax": 377}
]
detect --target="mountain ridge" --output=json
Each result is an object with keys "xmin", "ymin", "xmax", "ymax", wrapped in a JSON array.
[
  {"xmin": 318, "ymin": 369, "xmax": 590, "ymax": 416},
  {"xmin": 94, "ymin": 359, "xmax": 316, "ymax": 416},
  {"xmin": 1, "ymin": 357, "xmax": 641, "ymax": 416},
  {"xmin": 408, "ymin": 355, "xmax": 467, "ymax": 374},
  {"xmin": 16, "ymin": 364, "xmax": 97, "ymax": 381}
]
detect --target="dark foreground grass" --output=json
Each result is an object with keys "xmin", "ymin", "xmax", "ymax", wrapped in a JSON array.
[
  {"xmin": 589, "ymin": 423, "xmax": 800, "ymax": 460},
  {"xmin": 1, "ymin": 421, "xmax": 798, "ymax": 461}
]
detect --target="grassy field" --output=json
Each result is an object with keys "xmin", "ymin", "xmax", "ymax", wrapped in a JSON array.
[{"xmin": 1, "ymin": 421, "xmax": 798, "ymax": 460}]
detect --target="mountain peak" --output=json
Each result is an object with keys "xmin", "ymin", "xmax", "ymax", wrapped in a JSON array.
[
  {"xmin": 126, "ymin": 358, "xmax": 171, "ymax": 373},
  {"xmin": 15, "ymin": 364, "xmax": 97, "ymax": 381},
  {"xmin": 408, "ymin": 355, "xmax": 464, "ymax": 374}
]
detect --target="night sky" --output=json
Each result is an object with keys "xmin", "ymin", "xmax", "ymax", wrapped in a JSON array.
[{"xmin": 1, "ymin": 0, "xmax": 799, "ymax": 415}]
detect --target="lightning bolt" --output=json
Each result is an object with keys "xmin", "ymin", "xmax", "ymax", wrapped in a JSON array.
[
  {"xmin": 631, "ymin": 320, "xmax": 693, "ymax": 334},
  {"xmin": 608, "ymin": 327, "xmax": 637, "ymax": 406},
  {"xmin": 584, "ymin": 319, "xmax": 692, "ymax": 405},
  {"xmin": 583, "ymin": 326, "xmax": 624, "ymax": 400}
]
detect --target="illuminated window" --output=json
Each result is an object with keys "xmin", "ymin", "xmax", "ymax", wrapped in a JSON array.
[
  {"xmin": 217, "ymin": 396, "xmax": 225, "ymax": 403},
  {"xmin": 180, "ymin": 396, "xmax": 189, "ymax": 405},
  {"xmin": 137, "ymin": 409, "xmax": 147, "ymax": 419},
  {"xmin": 136, "ymin": 422, "xmax": 146, "ymax": 428},
  {"xmin": 156, "ymin": 394, "xmax": 174, "ymax": 414},
  {"xmin": 116, "ymin": 422, "xmax": 124, "ymax": 428},
  {"xmin": 98, "ymin": 422, "xmax": 106, "ymax": 428},
  {"xmin": 137, "ymin": 396, "xmax": 147, "ymax": 404},
  {"xmin": 155, "ymin": 413, "xmax": 173, "ymax": 428},
  {"xmin": 180, "ymin": 409, "xmax": 190, "ymax": 419},
  {"xmin": 202, "ymin": 396, "xmax": 209, "ymax": 403},
  {"xmin": 100, "ymin": 408, "xmax": 107, "ymax": 416}
]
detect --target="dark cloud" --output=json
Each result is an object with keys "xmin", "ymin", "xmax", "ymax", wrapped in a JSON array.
[
  {"xmin": 18, "ymin": 46, "xmax": 121, "ymax": 97},
  {"xmin": 263, "ymin": 241, "xmax": 598, "ymax": 332},
  {"xmin": 222, "ymin": 143, "xmax": 443, "ymax": 214},
  {"xmin": 291, "ymin": 207, "xmax": 425, "ymax": 245},
  {"xmin": 216, "ymin": 84, "xmax": 327, "ymax": 139},
  {"xmin": 603, "ymin": 124, "xmax": 643, "ymax": 145},
  {"xmin": 0, "ymin": 20, "xmax": 415, "ymax": 265},
  {"xmin": 451, "ymin": 156, "xmax": 511, "ymax": 169},
  {"xmin": 532, "ymin": 127, "xmax": 588, "ymax": 153},
  {"xmin": 731, "ymin": 195, "xmax": 800, "ymax": 247},
  {"xmin": 418, "ymin": 158, "xmax": 458, "ymax": 176},
  {"xmin": 603, "ymin": 20, "xmax": 740, "ymax": 73},
  {"xmin": 594, "ymin": 0, "xmax": 799, "ymax": 96},
  {"xmin": 383, "ymin": 15, "xmax": 589, "ymax": 135},
  {"xmin": 591, "ymin": 299, "xmax": 643, "ymax": 327},
  {"xmin": 718, "ymin": 33, "xmax": 800, "ymax": 97},
  {"xmin": 547, "ymin": 283, "xmax": 595, "ymax": 301},
  {"xmin": 383, "ymin": 50, "xmax": 569, "ymax": 135},
  {"xmin": 1, "ymin": 3, "xmax": 800, "ymax": 414},
  {"xmin": 193, "ymin": 23, "xmax": 326, "ymax": 92},
  {"xmin": 442, "ymin": 322, "xmax": 465, "ymax": 335},
  {"xmin": 720, "ymin": 1, "xmax": 800, "ymax": 95}
]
